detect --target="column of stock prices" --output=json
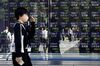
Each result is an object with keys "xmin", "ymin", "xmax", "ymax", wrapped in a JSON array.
[{"xmin": 0, "ymin": 0, "xmax": 99, "ymax": 53}]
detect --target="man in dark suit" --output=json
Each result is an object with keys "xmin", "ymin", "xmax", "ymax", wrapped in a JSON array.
[{"xmin": 12, "ymin": 7, "xmax": 35, "ymax": 66}]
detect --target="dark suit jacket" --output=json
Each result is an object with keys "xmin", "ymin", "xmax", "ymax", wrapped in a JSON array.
[{"xmin": 13, "ymin": 21, "xmax": 35, "ymax": 57}]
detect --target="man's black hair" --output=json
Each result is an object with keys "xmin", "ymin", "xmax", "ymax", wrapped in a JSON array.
[{"xmin": 15, "ymin": 7, "xmax": 28, "ymax": 20}]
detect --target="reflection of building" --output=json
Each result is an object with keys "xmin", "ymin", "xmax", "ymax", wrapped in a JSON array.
[{"xmin": 0, "ymin": 0, "xmax": 100, "ymax": 53}]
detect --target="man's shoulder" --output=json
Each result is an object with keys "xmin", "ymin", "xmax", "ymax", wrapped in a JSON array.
[{"xmin": 14, "ymin": 22, "xmax": 21, "ymax": 28}]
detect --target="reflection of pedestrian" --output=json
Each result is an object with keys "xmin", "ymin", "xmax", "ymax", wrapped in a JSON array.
[
  {"xmin": 0, "ymin": 26, "xmax": 11, "ymax": 52},
  {"xmin": 68, "ymin": 28, "xmax": 74, "ymax": 42},
  {"xmin": 12, "ymin": 7, "xmax": 35, "ymax": 66},
  {"xmin": 41, "ymin": 27, "xmax": 48, "ymax": 53},
  {"xmin": 61, "ymin": 29, "xmax": 65, "ymax": 41},
  {"xmin": 10, "ymin": 33, "xmax": 15, "ymax": 52},
  {"xmin": 3, "ymin": 27, "xmax": 12, "ymax": 42}
]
